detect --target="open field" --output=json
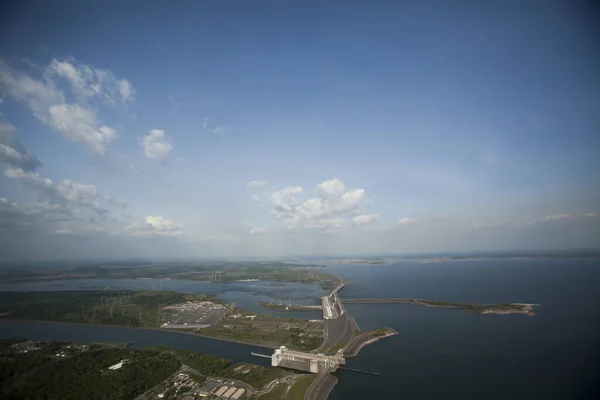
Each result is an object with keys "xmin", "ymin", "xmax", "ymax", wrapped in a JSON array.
[
  {"xmin": 257, "ymin": 382, "xmax": 288, "ymax": 400},
  {"xmin": 197, "ymin": 308, "xmax": 325, "ymax": 351},
  {"xmin": 0, "ymin": 291, "xmax": 326, "ymax": 351},
  {"xmin": 0, "ymin": 290, "xmax": 221, "ymax": 328},
  {"xmin": 286, "ymin": 374, "xmax": 318, "ymax": 400}
]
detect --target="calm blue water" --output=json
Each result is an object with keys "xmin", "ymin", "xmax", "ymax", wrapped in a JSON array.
[
  {"xmin": 326, "ymin": 259, "xmax": 600, "ymax": 399},
  {"xmin": 1, "ymin": 259, "xmax": 599, "ymax": 399}
]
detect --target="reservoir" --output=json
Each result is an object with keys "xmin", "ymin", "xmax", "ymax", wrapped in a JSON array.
[{"xmin": 326, "ymin": 258, "xmax": 600, "ymax": 400}]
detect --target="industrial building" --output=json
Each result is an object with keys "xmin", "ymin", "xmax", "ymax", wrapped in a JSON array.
[
  {"xmin": 214, "ymin": 386, "xmax": 228, "ymax": 398},
  {"xmin": 255, "ymin": 346, "xmax": 345, "ymax": 373},
  {"xmin": 222, "ymin": 386, "xmax": 238, "ymax": 398}
]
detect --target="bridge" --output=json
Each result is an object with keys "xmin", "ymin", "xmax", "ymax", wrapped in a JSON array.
[{"xmin": 252, "ymin": 346, "xmax": 345, "ymax": 373}]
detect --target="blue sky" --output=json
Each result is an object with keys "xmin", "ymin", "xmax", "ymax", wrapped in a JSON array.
[{"xmin": 0, "ymin": 1, "xmax": 598, "ymax": 260}]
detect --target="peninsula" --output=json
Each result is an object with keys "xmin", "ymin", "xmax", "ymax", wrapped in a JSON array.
[{"xmin": 341, "ymin": 298, "xmax": 538, "ymax": 316}]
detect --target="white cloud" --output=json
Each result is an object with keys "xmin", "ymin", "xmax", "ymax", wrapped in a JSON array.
[
  {"xmin": 250, "ymin": 194, "xmax": 261, "ymax": 204},
  {"xmin": 213, "ymin": 125, "xmax": 231, "ymax": 135},
  {"xmin": 4, "ymin": 167, "xmax": 104, "ymax": 216},
  {"xmin": 585, "ymin": 213, "xmax": 597, "ymax": 218},
  {"xmin": 0, "ymin": 129, "xmax": 42, "ymax": 171},
  {"xmin": 543, "ymin": 214, "xmax": 571, "ymax": 221},
  {"xmin": 250, "ymin": 228, "xmax": 266, "ymax": 235},
  {"xmin": 48, "ymin": 104, "xmax": 117, "ymax": 155},
  {"xmin": 265, "ymin": 178, "xmax": 370, "ymax": 231},
  {"xmin": 271, "ymin": 186, "xmax": 303, "ymax": 217},
  {"xmin": 56, "ymin": 180, "xmax": 98, "ymax": 204},
  {"xmin": 105, "ymin": 195, "xmax": 127, "ymax": 208},
  {"xmin": 0, "ymin": 58, "xmax": 133, "ymax": 155},
  {"xmin": 203, "ymin": 117, "xmax": 208, "ymax": 129},
  {"xmin": 353, "ymin": 214, "xmax": 379, "ymax": 226},
  {"xmin": 0, "ymin": 60, "xmax": 64, "ymax": 120},
  {"xmin": 247, "ymin": 180, "xmax": 268, "ymax": 189},
  {"xmin": 141, "ymin": 129, "xmax": 173, "ymax": 160},
  {"xmin": 118, "ymin": 79, "xmax": 135, "ymax": 102},
  {"xmin": 48, "ymin": 58, "xmax": 135, "ymax": 105},
  {"xmin": 397, "ymin": 217, "xmax": 417, "ymax": 225},
  {"xmin": 126, "ymin": 216, "xmax": 182, "ymax": 237},
  {"xmin": 5, "ymin": 167, "xmax": 53, "ymax": 187}
]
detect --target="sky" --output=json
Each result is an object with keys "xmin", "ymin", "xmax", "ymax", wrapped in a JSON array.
[{"xmin": 0, "ymin": 1, "xmax": 598, "ymax": 260}]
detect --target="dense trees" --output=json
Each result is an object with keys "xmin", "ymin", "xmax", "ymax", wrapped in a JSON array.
[{"xmin": 2, "ymin": 347, "xmax": 179, "ymax": 400}]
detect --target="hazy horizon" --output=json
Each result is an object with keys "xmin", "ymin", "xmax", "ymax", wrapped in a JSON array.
[{"xmin": 1, "ymin": 1, "xmax": 598, "ymax": 261}]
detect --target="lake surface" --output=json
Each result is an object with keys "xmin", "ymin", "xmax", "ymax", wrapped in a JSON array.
[
  {"xmin": 1, "ymin": 259, "xmax": 599, "ymax": 399},
  {"xmin": 326, "ymin": 259, "xmax": 600, "ymax": 399}
]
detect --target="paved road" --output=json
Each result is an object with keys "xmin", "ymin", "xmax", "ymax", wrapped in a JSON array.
[
  {"xmin": 320, "ymin": 313, "xmax": 358, "ymax": 352},
  {"xmin": 305, "ymin": 373, "xmax": 339, "ymax": 400}
]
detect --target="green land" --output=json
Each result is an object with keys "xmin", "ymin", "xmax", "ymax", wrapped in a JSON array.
[
  {"xmin": 286, "ymin": 375, "xmax": 318, "ymax": 400},
  {"xmin": 0, "ymin": 291, "xmax": 326, "ymax": 352},
  {"xmin": 0, "ymin": 339, "xmax": 295, "ymax": 399},
  {"xmin": 257, "ymin": 382, "xmax": 289, "ymax": 400},
  {"xmin": 0, "ymin": 260, "xmax": 339, "ymax": 289},
  {"xmin": 342, "ymin": 298, "xmax": 538, "ymax": 316},
  {"xmin": 0, "ymin": 290, "xmax": 216, "ymax": 328},
  {"xmin": 0, "ymin": 339, "xmax": 179, "ymax": 400}
]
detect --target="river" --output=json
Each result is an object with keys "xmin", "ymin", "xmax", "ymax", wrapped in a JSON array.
[{"xmin": 1, "ymin": 259, "xmax": 599, "ymax": 399}]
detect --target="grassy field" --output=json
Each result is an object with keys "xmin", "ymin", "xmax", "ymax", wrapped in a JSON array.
[
  {"xmin": 286, "ymin": 375, "xmax": 318, "ymax": 400},
  {"xmin": 257, "ymin": 383, "xmax": 288, "ymax": 400},
  {"xmin": 0, "ymin": 290, "xmax": 214, "ymax": 328},
  {"xmin": 198, "ymin": 308, "xmax": 325, "ymax": 351}
]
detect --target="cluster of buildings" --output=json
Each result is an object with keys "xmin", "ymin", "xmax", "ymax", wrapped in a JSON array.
[
  {"xmin": 161, "ymin": 301, "xmax": 228, "ymax": 329},
  {"xmin": 154, "ymin": 376, "xmax": 246, "ymax": 400},
  {"xmin": 212, "ymin": 386, "xmax": 245, "ymax": 399}
]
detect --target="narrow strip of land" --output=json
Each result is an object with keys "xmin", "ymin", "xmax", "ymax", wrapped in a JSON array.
[{"xmin": 342, "ymin": 298, "xmax": 538, "ymax": 316}]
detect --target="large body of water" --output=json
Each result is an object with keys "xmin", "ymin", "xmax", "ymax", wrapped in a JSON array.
[{"xmin": 1, "ymin": 259, "xmax": 599, "ymax": 399}]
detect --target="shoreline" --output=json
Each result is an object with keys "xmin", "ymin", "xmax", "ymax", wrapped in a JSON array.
[
  {"xmin": 0, "ymin": 318, "xmax": 277, "ymax": 350},
  {"xmin": 343, "ymin": 328, "xmax": 398, "ymax": 358},
  {"xmin": 342, "ymin": 298, "xmax": 539, "ymax": 316}
]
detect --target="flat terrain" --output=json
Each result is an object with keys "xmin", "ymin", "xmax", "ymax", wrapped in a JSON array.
[
  {"xmin": 0, "ymin": 290, "xmax": 216, "ymax": 328},
  {"xmin": 342, "ymin": 298, "xmax": 538, "ymax": 315},
  {"xmin": 0, "ymin": 260, "xmax": 339, "ymax": 289},
  {"xmin": 286, "ymin": 374, "xmax": 318, "ymax": 400},
  {"xmin": 199, "ymin": 308, "xmax": 325, "ymax": 351},
  {"xmin": 343, "ymin": 327, "xmax": 398, "ymax": 357},
  {"xmin": 320, "ymin": 313, "xmax": 359, "ymax": 353},
  {"xmin": 305, "ymin": 373, "xmax": 339, "ymax": 400}
]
